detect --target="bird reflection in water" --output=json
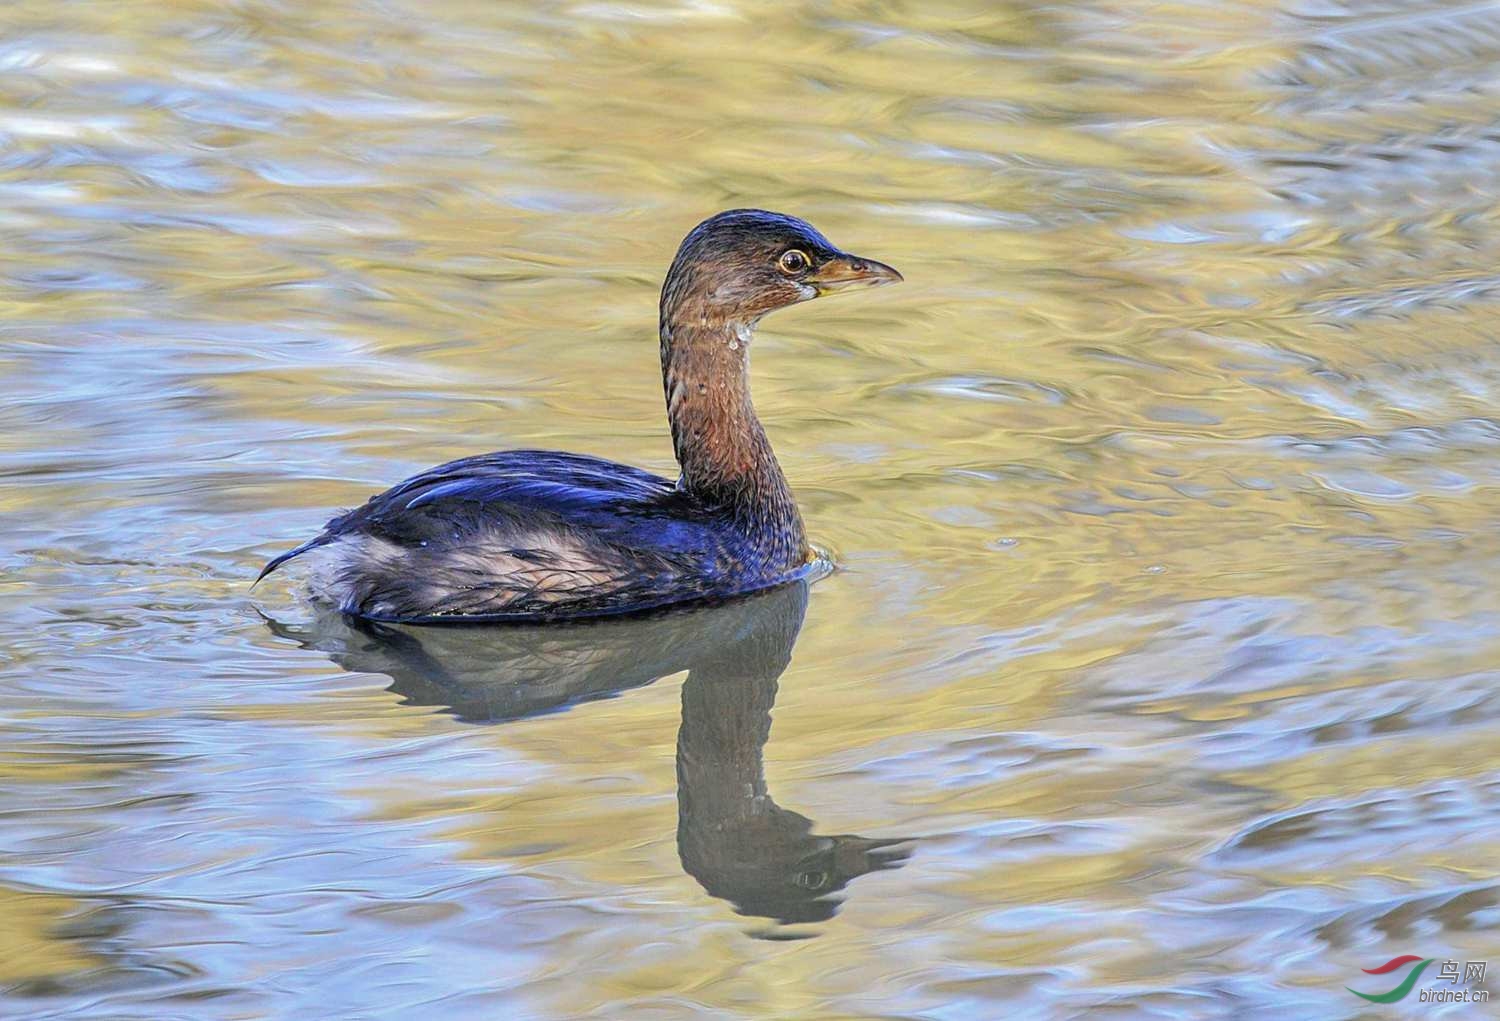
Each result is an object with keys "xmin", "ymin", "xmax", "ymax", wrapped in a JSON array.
[{"xmin": 262, "ymin": 582, "xmax": 911, "ymax": 932}]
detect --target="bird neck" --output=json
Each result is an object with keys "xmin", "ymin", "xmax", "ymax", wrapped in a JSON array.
[
  {"xmin": 659, "ymin": 309, "xmax": 805, "ymax": 556},
  {"xmin": 676, "ymin": 586, "xmax": 804, "ymax": 833}
]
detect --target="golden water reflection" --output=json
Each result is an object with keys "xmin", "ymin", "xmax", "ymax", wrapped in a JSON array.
[
  {"xmin": 265, "ymin": 584, "xmax": 913, "ymax": 933},
  {"xmin": 2, "ymin": 0, "xmax": 1499, "ymax": 1017}
]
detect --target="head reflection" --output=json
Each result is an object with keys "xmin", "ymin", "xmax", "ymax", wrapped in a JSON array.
[{"xmin": 264, "ymin": 583, "xmax": 910, "ymax": 930}]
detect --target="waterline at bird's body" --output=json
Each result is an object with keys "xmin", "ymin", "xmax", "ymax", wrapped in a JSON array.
[{"xmin": 258, "ymin": 209, "xmax": 900, "ymax": 623}]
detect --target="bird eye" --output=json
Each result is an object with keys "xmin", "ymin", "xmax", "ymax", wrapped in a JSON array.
[{"xmin": 778, "ymin": 249, "xmax": 810, "ymax": 275}]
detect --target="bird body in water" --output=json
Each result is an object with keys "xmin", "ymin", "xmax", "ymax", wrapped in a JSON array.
[{"xmin": 259, "ymin": 210, "xmax": 901, "ymax": 623}]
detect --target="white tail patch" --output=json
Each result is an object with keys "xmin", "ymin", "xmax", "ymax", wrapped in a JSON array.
[{"xmin": 313, "ymin": 527, "xmax": 631, "ymax": 619}]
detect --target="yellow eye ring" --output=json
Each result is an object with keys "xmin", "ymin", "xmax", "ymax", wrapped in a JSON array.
[{"xmin": 778, "ymin": 249, "xmax": 810, "ymax": 274}]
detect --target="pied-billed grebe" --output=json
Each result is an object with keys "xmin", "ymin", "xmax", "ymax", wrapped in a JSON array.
[{"xmin": 258, "ymin": 209, "xmax": 901, "ymax": 622}]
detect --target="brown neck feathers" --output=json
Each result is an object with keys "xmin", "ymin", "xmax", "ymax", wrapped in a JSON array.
[{"xmin": 659, "ymin": 294, "xmax": 805, "ymax": 556}]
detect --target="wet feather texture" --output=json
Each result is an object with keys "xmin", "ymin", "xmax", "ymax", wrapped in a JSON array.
[
  {"xmin": 260, "ymin": 211, "xmax": 899, "ymax": 621},
  {"xmin": 12, "ymin": 2, "xmax": 1500, "ymax": 1014}
]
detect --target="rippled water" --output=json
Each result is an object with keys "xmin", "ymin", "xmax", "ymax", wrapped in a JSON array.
[{"xmin": 4, "ymin": 1, "xmax": 1500, "ymax": 1017}]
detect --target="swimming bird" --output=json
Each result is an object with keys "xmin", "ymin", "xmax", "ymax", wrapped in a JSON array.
[{"xmin": 258, "ymin": 209, "xmax": 901, "ymax": 623}]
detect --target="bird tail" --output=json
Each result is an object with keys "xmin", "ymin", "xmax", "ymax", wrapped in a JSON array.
[{"xmin": 254, "ymin": 534, "xmax": 333, "ymax": 586}]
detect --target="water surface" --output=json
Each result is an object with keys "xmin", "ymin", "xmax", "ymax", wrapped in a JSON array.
[{"xmin": 3, "ymin": 1, "xmax": 1499, "ymax": 1017}]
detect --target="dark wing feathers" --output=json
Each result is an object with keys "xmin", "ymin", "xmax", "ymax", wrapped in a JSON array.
[
  {"xmin": 255, "ymin": 533, "xmax": 333, "ymax": 584},
  {"xmin": 258, "ymin": 450, "xmax": 746, "ymax": 621},
  {"xmin": 316, "ymin": 450, "xmax": 675, "ymax": 539},
  {"xmin": 376, "ymin": 450, "xmax": 668, "ymax": 507}
]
